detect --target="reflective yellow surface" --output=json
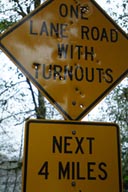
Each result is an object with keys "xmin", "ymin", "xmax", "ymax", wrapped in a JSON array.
[
  {"xmin": 23, "ymin": 120, "xmax": 122, "ymax": 192},
  {"xmin": 0, "ymin": 0, "xmax": 128, "ymax": 119}
]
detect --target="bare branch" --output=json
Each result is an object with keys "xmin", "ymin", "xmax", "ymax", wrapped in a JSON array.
[
  {"xmin": 13, "ymin": 0, "xmax": 27, "ymax": 17},
  {"xmin": 26, "ymin": 78, "xmax": 38, "ymax": 117}
]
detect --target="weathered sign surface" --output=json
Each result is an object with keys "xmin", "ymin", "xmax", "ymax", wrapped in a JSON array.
[{"xmin": 0, "ymin": 0, "xmax": 128, "ymax": 119}]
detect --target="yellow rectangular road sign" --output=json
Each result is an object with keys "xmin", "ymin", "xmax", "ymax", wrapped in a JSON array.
[
  {"xmin": 23, "ymin": 120, "xmax": 122, "ymax": 192},
  {"xmin": 0, "ymin": 0, "xmax": 128, "ymax": 120}
]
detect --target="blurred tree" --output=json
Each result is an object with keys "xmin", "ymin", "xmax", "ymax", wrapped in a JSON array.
[
  {"xmin": 0, "ymin": 0, "xmax": 62, "ymax": 158},
  {"xmin": 98, "ymin": 0, "xmax": 128, "ymax": 33},
  {"xmin": 97, "ymin": 1, "xmax": 128, "ymax": 190},
  {"xmin": 97, "ymin": 81, "xmax": 128, "ymax": 191},
  {"xmin": 0, "ymin": 0, "xmax": 46, "ymax": 121},
  {"xmin": 0, "ymin": 0, "xmax": 127, "ymax": 191}
]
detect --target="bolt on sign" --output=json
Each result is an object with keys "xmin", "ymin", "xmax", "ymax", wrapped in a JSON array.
[
  {"xmin": 0, "ymin": 0, "xmax": 128, "ymax": 120},
  {"xmin": 23, "ymin": 120, "xmax": 122, "ymax": 192}
]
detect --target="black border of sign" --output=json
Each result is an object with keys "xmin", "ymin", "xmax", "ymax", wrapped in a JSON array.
[
  {"xmin": 23, "ymin": 120, "xmax": 122, "ymax": 192},
  {"xmin": 0, "ymin": 0, "xmax": 128, "ymax": 120}
]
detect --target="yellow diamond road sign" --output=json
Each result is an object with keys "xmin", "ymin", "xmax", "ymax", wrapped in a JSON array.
[
  {"xmin": 0, "ymin": 0, "xmax": 128, "ymax": 120},
  {"xmin": 23, "ymin": 120, "xmax": 122, "ymax": 192}
]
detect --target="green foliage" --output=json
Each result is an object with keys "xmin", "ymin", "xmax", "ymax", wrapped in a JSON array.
[
  {"xmin": 0, "ymin": 0, "xmax": 42, "ymax": 32},
  {"xmin": 101, "ymin": 80, "xmax": 128, "ymax": 189},
  {"xmin": 0, "ymin": 19, "xmax": 15, "ymax": 32},
  {"xmin": 96, "ymin": 2, "xmax": 128, "ymax": 188}
]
